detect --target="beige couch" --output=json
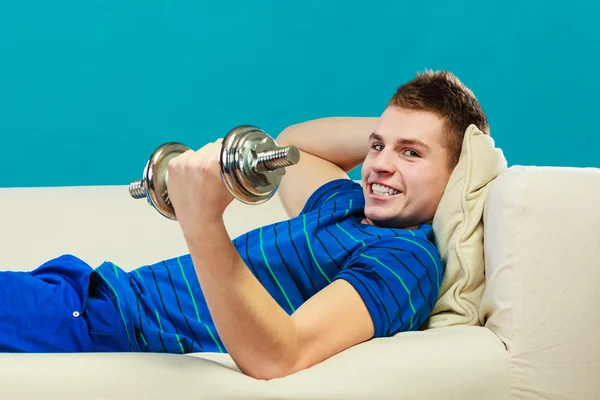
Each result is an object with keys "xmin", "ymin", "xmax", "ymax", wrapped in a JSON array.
[{"xmin": 1, "ymin": 165, "xmax": 599, "ymax": 399}]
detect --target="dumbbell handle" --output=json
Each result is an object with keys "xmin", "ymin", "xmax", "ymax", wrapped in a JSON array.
[
  {"xmin": 129, "ymin": 180, "xmax": 149, "ymax": 199},
  {"xmin": 256, "ymin": 146, "xmax": 299, "ymax": 171}
]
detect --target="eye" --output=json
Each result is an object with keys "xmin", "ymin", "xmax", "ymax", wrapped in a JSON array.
[
  {"xmin": 403, "ymin": 149, "xmax": 420, "ymax": 158},
  {"xmin": 371, "ymin": 143, "xmax": 384, "ymax": 151}
]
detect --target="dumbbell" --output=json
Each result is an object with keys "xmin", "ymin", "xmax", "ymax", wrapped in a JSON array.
[{"xmin": 129, "ymin": 125, "xmax": 300, "ymax": 220}]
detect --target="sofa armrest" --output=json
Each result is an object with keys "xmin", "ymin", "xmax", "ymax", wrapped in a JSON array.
[{"xmin": 481, "ymin": 166, "xmax": 600, "ymax": 399}]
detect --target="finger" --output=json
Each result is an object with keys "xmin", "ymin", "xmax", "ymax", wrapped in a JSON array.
[{"xmin": 168, "ymin": 150, "xmax": 193, "ymax": 170}]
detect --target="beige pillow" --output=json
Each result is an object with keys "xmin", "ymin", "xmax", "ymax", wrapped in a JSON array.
[{"xmin": 424, "ymin": 124, "xmax": 507, "ymax": 329}]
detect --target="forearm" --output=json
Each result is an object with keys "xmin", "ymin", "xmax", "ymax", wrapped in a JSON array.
[
  {"xmin": 276, "ymin": 117, "xmax": 378, "ymax": 172},
  {"xmin": 182, "ymin": 218, "xmax": 300, "ymax": 380}
]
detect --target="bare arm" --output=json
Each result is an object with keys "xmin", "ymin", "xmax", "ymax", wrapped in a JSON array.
[
  {"xmin": 276, "ymin": 117, "xmax": 378, "ymax": 218},
  {"xmin": 183, "ymin": 218, "xmax": 374, "ymax": 380},
  {"xmin": 166, "ymin": 119, "xmax": 380, "ymax": 380}
]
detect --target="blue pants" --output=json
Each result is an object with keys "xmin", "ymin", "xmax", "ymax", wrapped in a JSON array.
[{"xmin": 0, "ymin": 255, "xmax": 133, "ymax": 352}]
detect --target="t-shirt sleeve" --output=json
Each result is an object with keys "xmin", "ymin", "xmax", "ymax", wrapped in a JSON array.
[
  {"xmin": 300, "ymin": 179, "xmax": 363, "ymax": 215},
  {"xmin": 334, "ymin": 235, "xmax": 442, "ymax": 337}
]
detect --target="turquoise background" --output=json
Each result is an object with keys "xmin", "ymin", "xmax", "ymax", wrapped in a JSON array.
[{"xmin": 1, "ymin": 1, "xmax": 598, "ymax": 188}]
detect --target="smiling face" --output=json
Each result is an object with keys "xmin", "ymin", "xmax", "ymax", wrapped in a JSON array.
[{"xmin": 361, "ymin": 106, "xmax": 453, "ymax": 229}]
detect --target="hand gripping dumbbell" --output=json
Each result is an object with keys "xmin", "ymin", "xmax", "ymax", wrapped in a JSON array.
[{"xmin": 128, "ymin": 125, "xmax": 300, "ymax": 220}]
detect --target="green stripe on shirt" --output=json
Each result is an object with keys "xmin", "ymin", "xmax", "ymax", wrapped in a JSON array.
[
  {"xmin": 360, "ymin": 254, "xmax": 416, "ymax": 330},
  {"xmin": 260, "ymin": 227, "xmax": 296, "ymax": 312},
  {"xmin": 96, "ymin": 268, "xmax": 133, "ymax": 350},
  {"xmin": 302, "ymin": 214, "xmax": 332, "ymax": 284},
  {"xmin": 396, "ymin": 237, "xmax": 441, "ymax": 291},
  {"xmin": 177, "ymin": 257, "xmax": 224, "ymax": 353}
]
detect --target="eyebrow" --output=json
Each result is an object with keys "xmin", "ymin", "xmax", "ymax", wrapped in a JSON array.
[{"xmin": 369, "ymin": 132, "xmax": 431, "ymax": 153}]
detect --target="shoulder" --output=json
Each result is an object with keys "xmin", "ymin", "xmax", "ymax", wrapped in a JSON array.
[
  {"xmin": 336, "ymin": 226, "xmax": 442, "ymax": 337},
  {"xmin": 333, "ymin": 224, "xmax": 443, "ymax": 336},
  {"xmin": 350, "ymin": 224, "xmax": 442, "ymax": 286},
  {"xmin": 360, "ymin": 224, "xmax": 439, "ymax": 256},
  {"xmin": 300, "ymin": 179, "xmax": 363, "ymax": 214}
]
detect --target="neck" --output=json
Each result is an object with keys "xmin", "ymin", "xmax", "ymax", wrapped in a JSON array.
[{"xmin": 360, "ymin": 217, "xmax": 421, "ymax": 230}]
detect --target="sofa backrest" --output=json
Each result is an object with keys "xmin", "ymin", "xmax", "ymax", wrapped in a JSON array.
[
  {"xmin": 0, "ymin": 186, "xmax": 289, "ymax": 272},
  {"xmin": 480, "ymin": 166, "xmax": 600, "ymax": 399}
]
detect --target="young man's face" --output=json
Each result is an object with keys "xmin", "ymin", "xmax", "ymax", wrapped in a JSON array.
[{"xmin": 361, "ymin": 106, "xmax": 453, "ymax": 229}]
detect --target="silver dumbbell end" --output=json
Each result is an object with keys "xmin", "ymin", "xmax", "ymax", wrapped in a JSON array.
[
  {"xmin": 129, "ymin": 142, "xmax": 190, "ymax": 220},
  {"xmin": 219, "ymin": 125, "xmax": 300, "ymax": 205},
  {"xmin": 130, "ymin": 125, "xmax": 300, "ymax": 220}
]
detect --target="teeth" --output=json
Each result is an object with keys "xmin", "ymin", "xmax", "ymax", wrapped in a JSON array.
[{"xmin": 371, "ymin": 183, "xmax": 400, "ymax": 196}]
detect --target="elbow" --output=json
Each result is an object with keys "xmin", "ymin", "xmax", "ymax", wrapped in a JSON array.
[
  {"xmin": 275, "ymin": 124, "xmax": 300, "ymax": 146},
  {"xmin": 232, "ymin": 318, "xmax": 317, "ymax": 380},
  {"xmin": 241, "ymin": 357, "xmax": 307, "ymax": 381},
  {"xmin": 239, "ymin": 344, "xmax": 313, "ymax": 380},
  {"xmin": 242, "ymin": 364, "xmax": 290, "ymax": 381}
]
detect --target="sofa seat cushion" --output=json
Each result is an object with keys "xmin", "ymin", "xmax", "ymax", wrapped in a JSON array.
[{"xmin": 0, "ymin": 326, "xmax": 508, "ymax": 400}]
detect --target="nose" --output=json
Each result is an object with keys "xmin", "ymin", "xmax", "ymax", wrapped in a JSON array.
[{"xmin": 371, "ymin": 148, "xmax": 395, "ymax": 175}]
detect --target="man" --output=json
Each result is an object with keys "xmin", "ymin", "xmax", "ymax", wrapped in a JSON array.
[{"xmin": 0, "ymin": 70, "xmax": 489, "ymax": 380}]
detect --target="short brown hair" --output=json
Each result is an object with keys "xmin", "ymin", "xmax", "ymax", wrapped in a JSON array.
[{"xmin": 388, "ymin": 70, "xmax": 489, "ymax": 169}]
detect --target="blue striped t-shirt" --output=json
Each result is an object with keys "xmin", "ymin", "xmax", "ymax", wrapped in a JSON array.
[{"xmin": 96, "ymin": 179, "xmax": 443, "ymax": 353}]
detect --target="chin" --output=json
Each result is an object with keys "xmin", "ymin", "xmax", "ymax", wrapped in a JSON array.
[
  {"xmin": 368, "ymin": 218, "xmax": 403, "ymax": 229},
  {"xmin": 365, "ymin": 207, "xmax": 425, "ymax": 229},
  {"xmin": 364, "ymin": 209, "xmax": 398, "ymax": 228}
]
